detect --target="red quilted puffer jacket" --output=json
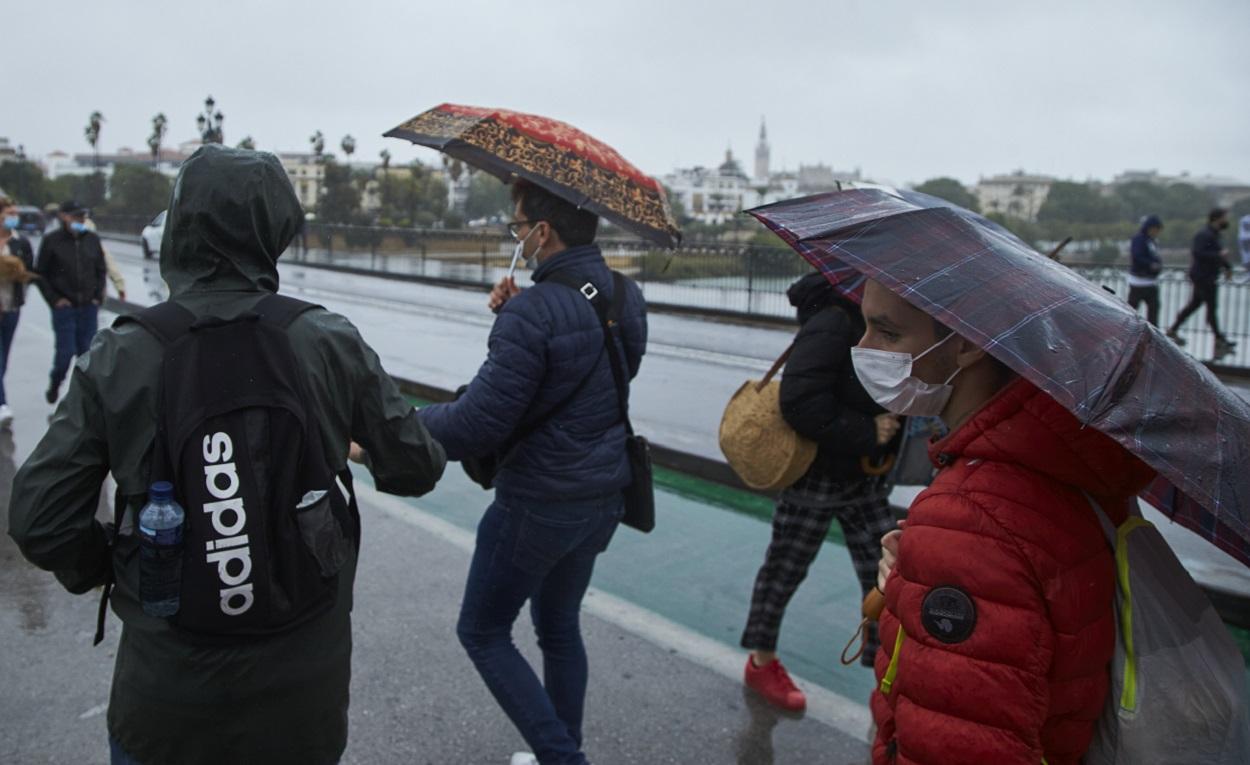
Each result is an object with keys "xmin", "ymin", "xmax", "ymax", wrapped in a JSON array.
[{"xmin": 871, "ymin": 377, "xmax": 1156, "ymax": 765}]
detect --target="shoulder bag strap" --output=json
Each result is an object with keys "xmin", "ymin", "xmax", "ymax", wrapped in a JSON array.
[{"xmin": 544, "ymin": 270, "xmax": 632, "ymax": 429}]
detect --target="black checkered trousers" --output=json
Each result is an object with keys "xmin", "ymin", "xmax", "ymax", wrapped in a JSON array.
[{"xmin": 741, "ymin": 472, "xmax": 895, "ymax": 666}]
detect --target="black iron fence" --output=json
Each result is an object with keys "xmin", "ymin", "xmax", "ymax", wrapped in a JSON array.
[{"xmin": 93, "ymin": 215, "xmax": 1250, "ymax": 369}]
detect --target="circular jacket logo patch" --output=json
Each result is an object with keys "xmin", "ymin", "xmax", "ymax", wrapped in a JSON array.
[{"xmin": 921, "ymin": 586, "xmax": 976, "ymax": 644}]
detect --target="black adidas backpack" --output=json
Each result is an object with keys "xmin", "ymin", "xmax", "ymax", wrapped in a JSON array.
[{"xmin": 105, "ymin": 293, "xmax": 359, "ymax": 642}]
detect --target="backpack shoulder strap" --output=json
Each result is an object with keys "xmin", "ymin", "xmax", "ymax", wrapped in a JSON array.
[
  {"xmin": 112, "ymin": 301, "xmax": 196, "ymax": 345},
  {"xmin": 254, "ymin": 293, "xmax": 322, "ymax": 329}
]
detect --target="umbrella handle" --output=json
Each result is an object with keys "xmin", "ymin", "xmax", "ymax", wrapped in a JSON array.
[
  {"xmin": 755, "ymin": 341, "xmax": 797, "ymax": 392},
  {"xmin": 1046, "ymin": 237, "xmax": 1073, "ymax": 260}
]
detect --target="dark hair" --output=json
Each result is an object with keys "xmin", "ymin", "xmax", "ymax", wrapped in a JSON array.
[
  {"xmin": 510, "ymin": 181, "xmax": 598, "ymax": 247},
  {"xmin": 1209, "ymin": 208, "xmax": 1228, "ymax": 223}
]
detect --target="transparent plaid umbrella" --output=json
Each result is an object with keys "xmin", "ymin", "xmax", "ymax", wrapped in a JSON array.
[{"xmin": 748, "ymin": 188, "xmax": 1250, "ymax": 567}]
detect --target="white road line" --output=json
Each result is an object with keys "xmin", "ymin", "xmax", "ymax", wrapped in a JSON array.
[{"xmin": 354, "ymin": 480, "xmax": 873, "ymax": 742}]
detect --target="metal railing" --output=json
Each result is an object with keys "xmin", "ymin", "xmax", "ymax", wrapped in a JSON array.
[
  {"xmin": 287, "ymin": 223, "xmax": 813, "ymax": 321},
  {"xmin": 1069, "ymin": 266, "xmax": 1249, "ymax": 368},
  {"xmin": 93, "ymin": 215, "xmax": 1250, "ymax": 369}
]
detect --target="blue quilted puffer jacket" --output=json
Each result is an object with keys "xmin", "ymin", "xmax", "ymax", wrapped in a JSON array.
[{"xmin": 419, "ymin": 243, "xmax": 647, "ymax": 502}]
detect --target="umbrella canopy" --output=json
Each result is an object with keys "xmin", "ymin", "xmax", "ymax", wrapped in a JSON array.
[
  {"xmin": 385, "ymin": 103, "xmax": 680, "ymax": 248},
  {"xmin": 748, "ymin": 188, "xmax": 1250, "ymax": 566}
]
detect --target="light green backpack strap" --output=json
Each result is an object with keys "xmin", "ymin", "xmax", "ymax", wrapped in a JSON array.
[
  {"xmin": 1084, "ymin": 491, "xmax": 1152, "ymax": 713},
  {"xmin": 1113, "ymin": 515, "xmax": 1152, "ymax": 712}
]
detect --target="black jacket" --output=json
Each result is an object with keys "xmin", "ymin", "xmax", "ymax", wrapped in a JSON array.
[
  {"xmin": 2, "ymin": 234, "xmax": 35, "ymax": 308},
  {"xmin": 778, "ymin": 272, "xmax": 893, "ymax": 482},
  {"xmin": 1189, "ymin": 224, "xmax": 1232, "ymax": 283},
  {"xmin": 36, "ymin": 226, "xmax": 107, "ymax": 307}
]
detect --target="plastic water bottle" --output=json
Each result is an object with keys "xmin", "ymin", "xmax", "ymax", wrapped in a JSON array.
[{"xmin": 139, "ymin": 481, "xmax": 185, "ymax": 617}]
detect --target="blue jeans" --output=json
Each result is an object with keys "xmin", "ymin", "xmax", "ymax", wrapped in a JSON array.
[
  {"xmin": 110, "ymin": 737, "xmax": 141, "ymax": 765},
  {"xmin": 50, "ymin": 304, "xmax": 98, "ymax": 386},
  {"xmin": 0, "ymin": 311, "xmax": 18, "ymax": 406},
  {"xmin": 457, "ymin": 492, "xmax": 623, "ymax": 765}
]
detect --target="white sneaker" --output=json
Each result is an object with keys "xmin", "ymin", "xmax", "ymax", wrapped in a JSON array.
[
  {"xmin": 0, "ymin": 404, "xmax": 12, "ymax": 427},
  {"xmin": 510, "ymin": 754, "xmax": 539, "ymax": 765}
]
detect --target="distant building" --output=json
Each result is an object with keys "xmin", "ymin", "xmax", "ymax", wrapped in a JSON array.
[
  {"xmin": 443, "ymin": 168, "xmax": 472, "ymax": 214},
  {"xmin": 0, "ymin": 137, "xmax": 18, "ymax": 164},
  {"xmin": 975, "ymin": 171, "xmax": 1056, "ymax": 221},
  {"xmin": 277, "ymin": 153, "xmax": 326, "ymax": 212},
  {"xmin": 754, "ymin": 119, "xmax": 770, "ymax": 184},
  {"xmin": 1113, "ymin": 169, "xmax": 1250, "ymax": 210},
  {"xmin": 361, "ymin": 165, "xmax": 419, "ymax": 216},
  {"xmin": 43, "ymin": 145, "xmax": 190, "ymax": 183},
  {"xmin": 665, "ymin": 118, "xmax": 865, "ymax": 224},
  {"xmin": 663, "ymin": 148, "xmax": 753, "ymax": 225}
]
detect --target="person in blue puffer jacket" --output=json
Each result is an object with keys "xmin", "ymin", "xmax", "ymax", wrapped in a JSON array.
[{"xmin": 419, "ymin": 180, "xmax": 646, "ymax": 765}]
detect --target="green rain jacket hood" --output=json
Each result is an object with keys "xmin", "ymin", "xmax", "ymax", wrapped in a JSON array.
[
  {"xmin": 160, "ymin": 144, "xmax": 301, "ymax": 297},
  {"xmin": 8, "ymin": 145, "xmax": 445, "ymax": 765}
]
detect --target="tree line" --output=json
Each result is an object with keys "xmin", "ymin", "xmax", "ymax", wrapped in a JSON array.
[
  {"xmin": 913, "ymin": 176, "xmax": 1250, "ymax": 257},
  {"xmin": 0, "ymin": 101, "xmax": 519, "ymax": 230}
]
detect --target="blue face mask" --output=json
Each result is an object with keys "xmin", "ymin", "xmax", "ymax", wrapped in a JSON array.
[
  {"xmin": 69, "ymin": 221, "xmax": 88, "ymax": 234},
  {"xmin": 2, "ymin": 216, "xmax": 18, "ymax": 230}
]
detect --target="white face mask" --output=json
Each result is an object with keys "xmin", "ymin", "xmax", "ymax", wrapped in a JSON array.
[{"xmin": 851, "ymin": 332, "xmax": 962, "ymax": 417}]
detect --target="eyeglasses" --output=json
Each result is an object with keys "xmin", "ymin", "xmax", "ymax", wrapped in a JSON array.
[{"xmin": 506, "ymin": 219, "xmax": 543, "ymax": 240}]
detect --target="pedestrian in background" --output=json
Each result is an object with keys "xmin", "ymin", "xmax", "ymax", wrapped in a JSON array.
[
  {"xmin": 1238, "ymin": 213, "xmax": 1250, "ymax": 283},
  {"xmin": 1127, "ymin": 214, "xmax": 1163, "ymax": 326},
  {"xmin": 35, "ymin": 200, "xmax": 108, "ymax": 404},
  {"xmin": 740, "ymin": 272, "xmax": 900, "ymax": 712},
  {"xmin": 0, "ymin": 196, "xmax": 36, "ymax": 426},
  {"xmin": 419, "ymin": 180, "xmax": 647, "ymax": 765},
  {"xmin": 1167, "ymin": 208, "xmax": 1236, "ymax": 353}
]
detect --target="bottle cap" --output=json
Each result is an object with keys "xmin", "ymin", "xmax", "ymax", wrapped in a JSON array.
[{"xmin": 150, "ymin": 481, "xmax": 174, "ymax": 501}]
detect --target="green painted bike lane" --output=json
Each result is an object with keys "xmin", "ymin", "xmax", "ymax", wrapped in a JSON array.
[{"xmin": 383, "ymin": 397, "xmax": 1250, "ymax": 707}]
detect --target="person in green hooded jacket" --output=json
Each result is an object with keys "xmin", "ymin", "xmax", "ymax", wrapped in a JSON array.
[{"xmin": 7, "ymin": 145, "xmax": 446, "ymax": 765}]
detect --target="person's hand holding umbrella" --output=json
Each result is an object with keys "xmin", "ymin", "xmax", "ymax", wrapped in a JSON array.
[{"xmin": 488, "ymin": 275, "xmax": 521, "ymax": 313}]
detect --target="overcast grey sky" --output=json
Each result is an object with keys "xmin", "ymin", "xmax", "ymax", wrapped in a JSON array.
[{"xmin": 9, "ymin": 0, "xmax": 1248, "ymax": 187}]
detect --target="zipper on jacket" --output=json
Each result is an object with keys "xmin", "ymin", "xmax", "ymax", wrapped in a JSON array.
[{"xmin": 76, "ymin": 236, "xmax": 83, "ymax": 306}]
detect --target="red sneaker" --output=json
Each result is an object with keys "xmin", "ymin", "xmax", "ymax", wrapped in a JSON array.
[{"xmin": 744, "ymin": 656, "xmax": 807, "ymax": 712}]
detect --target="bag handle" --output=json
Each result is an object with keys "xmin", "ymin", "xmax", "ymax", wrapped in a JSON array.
[{"xmin": 756, "ymin": 342, "xmax": 797, "ymax": 393}]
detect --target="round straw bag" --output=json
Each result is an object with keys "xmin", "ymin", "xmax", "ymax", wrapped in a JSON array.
[{"xmin": 718, "ymin": 343, "xmax": 817, "ymax": 491}]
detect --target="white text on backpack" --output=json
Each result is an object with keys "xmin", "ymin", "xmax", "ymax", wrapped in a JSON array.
[{"xmin": 202, "ymin": 432, "xmax": 255, "ymax": 616}]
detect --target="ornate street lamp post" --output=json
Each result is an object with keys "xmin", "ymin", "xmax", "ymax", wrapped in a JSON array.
[{"xmin": 196, "ymin": 95, "xmax": 225, "ymax": 144}]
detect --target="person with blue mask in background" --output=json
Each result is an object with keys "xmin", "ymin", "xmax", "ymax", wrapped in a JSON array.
[
  {"xmin": 0, "ymin": 196, "xmax": 37, "ymax": 426},
  {"xmin": 35, "ymin": 200, "xmax": 108, "ymax": 405}
]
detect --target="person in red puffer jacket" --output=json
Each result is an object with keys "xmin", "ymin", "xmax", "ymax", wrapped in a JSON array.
[{"xmin": 853, "ymin": 280, "xmax": 1156, "ymax": 765}]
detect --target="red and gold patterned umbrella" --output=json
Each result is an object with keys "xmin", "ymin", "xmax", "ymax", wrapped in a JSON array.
[{"xmin": 385, "ymin": 103, "xmax": 680, "ymax": 248}]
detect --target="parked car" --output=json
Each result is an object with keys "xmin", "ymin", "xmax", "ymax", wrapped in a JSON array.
[
  {"xmin": 14, "ymin": 206, "xmax": 45, "ymax": 236},
  {"xmin": 140, "ymin": 210, "xmax": 166, "ymax": 259}
]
